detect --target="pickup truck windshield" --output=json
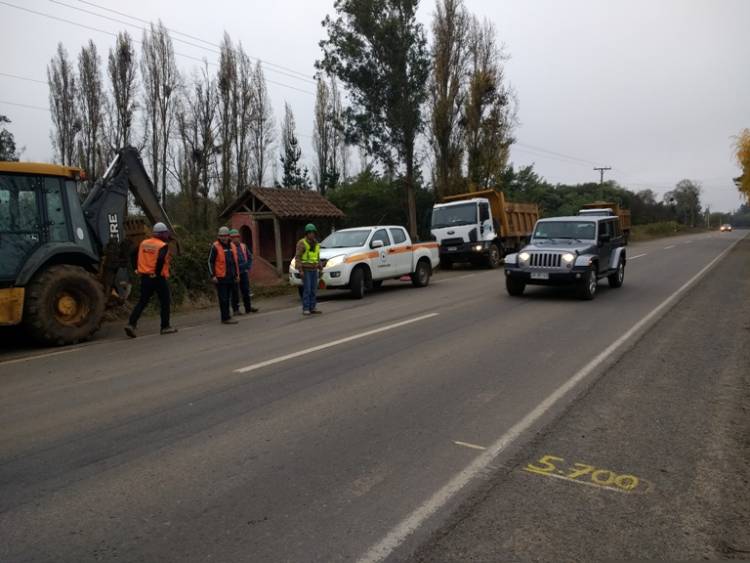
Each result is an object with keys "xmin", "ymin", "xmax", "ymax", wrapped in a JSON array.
[
  {"xmin": 321, "ymin": 230, "xmax": 371, "ymax": 248},
  {"xmin": 533, "ymin": 221, "xmax": 596, "ymax": 240},
  {"xmin": 431, "ymin": 203, "xmax": 477, "ymax": 229}
]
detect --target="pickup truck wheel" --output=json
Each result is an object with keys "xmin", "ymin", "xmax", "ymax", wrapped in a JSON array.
[
  {"xmin": 577, "ymin": 268, "xmax": 598, "ymax": 300},
  {"xmin": 350, "ymin": 267, "xmax": 366, "ymax": 299},
  {"xmin": 486, "ymin": 243, "xmax": 502, "ymax": 269},
  {"xmin": 608, "ymin": 257, "xmax": 625, "ymax": 288},
  {"xmin": 506, "ymin": 276, "xmax": 525, "ymax": 296},
  {"xmin": 23, "ymin": 265, "xmax": 105, "ymax": 345},
  {"xmin": 411, "ymin": 260, "xmax": 431, "ymax": 287}
]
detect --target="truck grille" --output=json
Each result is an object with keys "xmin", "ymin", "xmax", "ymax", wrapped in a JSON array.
[
  {"xmin": 440, "ymin": 238, "xmax": 464, "ymax": 247},
  {"xmin": 530, "ymin": 252, "xmax": 562, "ymax": 268}
]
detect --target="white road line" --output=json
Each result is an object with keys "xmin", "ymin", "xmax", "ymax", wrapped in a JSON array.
[
  {"xmin": 233, "ymin": 313, "xmax": 439, "ymax": 374},
  {"xmin": 453, "ymin": 274, "xmax": 477, "ymax": 280},
  {"xmin": 629, "ymin": 253, "xmax": 647, "ymax": 260},
  {"xmin": 0, "ymin": 346, "xmax": 87, "ymax": 367},
  {"xmin": 453, "ymin": 441, "xmax": 487, "ymax": 451},
  {"xmin": 684, "ymin": 240, "xmax": 693, "ymax": 244},
  {"xmin": 356, "ymin": 234, "xmax": 745, "ymax": 563},
  {"xmin": 664, "ymin": 245, "xmax": 675, "ymax": 250}
]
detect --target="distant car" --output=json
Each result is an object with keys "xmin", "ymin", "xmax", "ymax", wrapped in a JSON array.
[
  {"xmin": 719, "ymin": 224, "xmax": 733, "ymax": 232},
  {"xmin": 504, "ymin": 215, "xmax": 626, "ymax": 300}
]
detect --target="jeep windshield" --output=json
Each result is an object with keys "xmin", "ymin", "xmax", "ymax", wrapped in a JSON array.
[
  {"xmin": 321, "ymin": 230, "xmax": 371, "ymax": 248},
  {"xmin": 533, "ymin": 221, "xmax": 596, "ymax": 241},
  {"xmin": 431, "ymin": 203, "xmax": 477, "ymax": 229}
]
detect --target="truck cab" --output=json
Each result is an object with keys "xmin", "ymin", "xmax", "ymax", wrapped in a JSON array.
[
  {"xmin": 430, "ymin": 198, "xmax": 499, "ymax": 266},
  {"xmin": 289, "ymin": 225, "xmax": 440, "ymax": 299}
]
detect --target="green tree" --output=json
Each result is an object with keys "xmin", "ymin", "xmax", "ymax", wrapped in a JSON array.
[
  {"xmin": 317, "ymin": 0, "xmax": 430, "ymax": 239},
  {"xmin": 664, "ymin": 180, "xmax": 702, "ymax": 227},
  {"xmin": 0, "ymin": 115, "xmax": 20, "ymax": 161},
  {"xmin": 734, "ymin": 128, "xmax": 750, "ymax": 201},
  {"xmin": 279, "ymin": 102, "xmax": 310, "ymax": 189}
]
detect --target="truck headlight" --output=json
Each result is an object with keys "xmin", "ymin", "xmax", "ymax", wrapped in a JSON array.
[
  {"xmin": 473, "ymin": 244, "xmax": 483, "ymax": 252},
  {"xmin": 326, "ymin": 254, "xmax": 345, "ymax": 268},
  {"xmin": 561, "ymin": 252, "xmax": 575, "ymax": 264},
  {"xmin": 519, "ymin": 251, "xmax": 530, "ymax": 263}
]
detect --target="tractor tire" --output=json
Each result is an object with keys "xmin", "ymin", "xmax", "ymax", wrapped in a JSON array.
[
  {"xmin": 23, "ymin": 265, "xmax": 105, "ymax": 346},
  {"xmin": 411, "ymin": 259, "xmax": 432, "ymax": 287},
  {"xmin": 350, "ymin": 267, "xmax": 366, "ymax": 299}
]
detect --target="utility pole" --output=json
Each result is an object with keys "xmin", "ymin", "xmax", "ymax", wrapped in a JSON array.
[{"xmin": 593, "ymin": 166, "xmax": 612, "ymax": 200}]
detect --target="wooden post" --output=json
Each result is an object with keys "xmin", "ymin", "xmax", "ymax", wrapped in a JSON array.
[{"xmin": 273, "ymin": 216, "xmax": 283, "ymax": 276}]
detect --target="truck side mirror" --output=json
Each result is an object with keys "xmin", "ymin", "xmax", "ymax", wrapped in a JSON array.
[{"xmin": 371, "ymin": 240, "xmax": 384, "ymax": 249}]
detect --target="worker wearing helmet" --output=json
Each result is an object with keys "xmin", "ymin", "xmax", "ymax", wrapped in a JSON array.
[
  {"xmin": 125, "ymin": 222, "xmax": 177, "ymax": 338},
  {"xmin": 230, "ymin": 229, "xmax": 259, "ymax": 315},
  {"xmin": 208, "ymin": 226, "xmax": 240, "ymax": 324},
  {"xmin": 295, "ymin": 223, "xmax": 323, "ymax": 315}
]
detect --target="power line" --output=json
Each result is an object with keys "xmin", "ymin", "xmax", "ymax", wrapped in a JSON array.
[
  {"xmin": 515, "ymin": 141, "xmax": 601, "ymax": 167},
  {"xmin": 0, "ymin": 72, "xmax": 47, "ymax": 85},
  {"xmin": 0, "ymin": 1, "xmax": 315, "ymax": 96},
  {"xmin": 72, "ymin": 0, "xmax": 317, "ymax": 84},
  {"xmin": 0, "ymin": 100, "xmax": 50, "ymax": 112}
]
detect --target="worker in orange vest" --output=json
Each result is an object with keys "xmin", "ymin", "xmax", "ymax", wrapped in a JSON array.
[
  {"xmin": 230, "ymin": 229, "xmax": 259, "ymax": 315},
  {"xmin": 125, "ymin": 222, "xmax": 177, "ymax": 338},
  {"xmin": 208, "ymin": 226, "xmax": 241, "ymax": 324}
]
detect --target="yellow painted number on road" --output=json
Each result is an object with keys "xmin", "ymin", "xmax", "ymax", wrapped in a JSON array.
[{"xmin": 523, "ymin": 454, "xmax": 644, "ymax": 493}]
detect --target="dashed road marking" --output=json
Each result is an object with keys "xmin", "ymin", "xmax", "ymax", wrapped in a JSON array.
[
  {"xmin": 453, "ymin": 441, "xmax": 487, "ymax": 451},
  {"xmin": 664, "ymin": 245, "xmax": 675, "ymax": 250},
  {"xmin": 629, "ymin": 253, "xmax": 647, "ymax": 260},
  {"xmin": 234, "ymin": 313, "xmax": 439, "ymax": 374}
]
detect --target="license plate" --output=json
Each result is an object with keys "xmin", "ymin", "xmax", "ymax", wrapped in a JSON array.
[
  {"xmin": 447, "ymin": 246, "xmax": 457, "ymax": 251},
  {"xmin": 530, "ymin": 272, "xmax": 549, "ymax": 280}
]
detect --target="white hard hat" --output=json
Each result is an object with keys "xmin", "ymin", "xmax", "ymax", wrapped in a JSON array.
[
  {"xmin": 153, "ymin": 222, "xmax": 169, "ymax": 234},
  {"xmin": 218, "ymin": 226, "xmax": 230, "ymax": 236}
]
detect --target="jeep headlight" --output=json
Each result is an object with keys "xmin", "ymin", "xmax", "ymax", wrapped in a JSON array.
[
  {"xmin": 325, "ymin": 254, "xmax": 345, "ymax": 268},
  {"xmin": 519, "ymin": 251, "xmax": 530, "ymax": 263},
  {"xmin": 561, "ymin": 252, "xmax": 575, "ymax": 264}
]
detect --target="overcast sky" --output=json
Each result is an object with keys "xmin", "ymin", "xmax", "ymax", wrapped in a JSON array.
[{"xmin": 1, "ymin": 0, "xmax": 748, "ymax": 211}]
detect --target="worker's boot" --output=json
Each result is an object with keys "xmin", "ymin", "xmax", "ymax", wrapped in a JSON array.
[
  {"xmin": 222, "ymin": 319, "xmax": 239, "ymax": 325},
  {"xmin": 124, "ymin": 325, "xmax": 137, "ymax": 338},
  {"xmin": 160, "ymin": 326, "xmax": 178, "ymax": 335},
  {"xmin": 248, "ymin": 307, "xmax": 259, "ymax": 313}
]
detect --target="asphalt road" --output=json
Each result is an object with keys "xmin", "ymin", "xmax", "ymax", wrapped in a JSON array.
[{"xmin": 0, "ymin": 230, "xmax": 745, "ymax": 562}]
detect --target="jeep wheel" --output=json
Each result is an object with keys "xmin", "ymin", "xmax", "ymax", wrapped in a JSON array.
[
  {"xmin": 485, "ymin": 244, "xmax": 502, "ymax": 269},
  {"xmin": 23, "ymin": 265, "xmax": 105, "ymax": 345},
  {"xmin": 411, "ymin": 259, "xmax": 431, "ymax": 287},
  {"xmin": 506, "ymin": 276, "xmax": 525, "ymax": 296},
  {"xmin": 608, "ymin": 257, "xmax": 625, "ymax": 288},
  {"xmin": 577, "ymin": 268, "xmax": 598, "ymax": 300},
  {"xmin": 350, "ymin": 267, "xmax": 366, "ymax": 299}
]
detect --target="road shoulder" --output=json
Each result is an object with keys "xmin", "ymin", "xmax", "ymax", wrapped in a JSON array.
[{"xmin": 411, "ymin": 238, "xmax": 750, "ymax": 562}]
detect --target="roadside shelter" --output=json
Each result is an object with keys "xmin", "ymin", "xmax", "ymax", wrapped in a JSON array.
[{"xmin": 220, "ymin": 187, "xmax": 344, "ymax": 278}]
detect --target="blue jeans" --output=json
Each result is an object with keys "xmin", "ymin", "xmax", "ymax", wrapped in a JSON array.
[{"xmin": 302, "ymin": 269, "xmax": 318, "ymax": 312}]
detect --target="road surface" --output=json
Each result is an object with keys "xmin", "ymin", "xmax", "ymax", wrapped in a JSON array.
[{"xmin": 0, "ymin": 230, "xmax": 746, "ymax": 562}]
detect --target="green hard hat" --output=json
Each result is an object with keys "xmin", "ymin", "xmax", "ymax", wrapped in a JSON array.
[
  {"xmin": 229, "ymin": 228, "xmax": 239, "ymax": 236},
  {"xmin": 305, "ymin": 223, "xmax": 317, "ymax": 233}
]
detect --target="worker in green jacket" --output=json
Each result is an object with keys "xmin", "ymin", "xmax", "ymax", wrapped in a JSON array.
[{"xmin": 295, "ymin": 223, "xmax": 323, "ymax": 315}]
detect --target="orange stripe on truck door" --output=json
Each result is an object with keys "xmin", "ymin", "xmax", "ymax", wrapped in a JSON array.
[{"xmin": 345, "ymin": 251, "xmax": 379, "ymax": 264}]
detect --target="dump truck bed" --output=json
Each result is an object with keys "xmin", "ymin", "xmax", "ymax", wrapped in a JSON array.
[{"xmin": 581, "ymin": 201, "xmax": 631, "ymax": 232}]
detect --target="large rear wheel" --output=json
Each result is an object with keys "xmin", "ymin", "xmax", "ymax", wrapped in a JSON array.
[
  {"xmin": 411, "ymin": 259, "xmax": 432, "ymax": 287},
  {"xmin": 576, "ymin": 268, "xmax": 598, "ymax": 300},
  {"xmin": 350, "ymin": 267, "xmax": 366, "ymax": 299},
  {"xmin": 23, "ymin": 265, "xmax": 105, "ymax": 345},
  {"xmin": 486, "ymin": 243, "xmax": 502, "ymax": 269}
]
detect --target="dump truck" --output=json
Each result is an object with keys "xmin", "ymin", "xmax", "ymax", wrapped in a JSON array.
[
  {"xmin": 430, "ymin": 190, "xmax": 539, "ymax": 268},
  {"xmin": 579, "ymin": 201, "xmax": 631, "ymax": 242},
  {"xmin": 0, "ymin": 147, "xmax": 175, "ymax": 345}
]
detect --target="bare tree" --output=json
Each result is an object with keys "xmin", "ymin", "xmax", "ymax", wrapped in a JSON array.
[
  {"xmin": 141, "ymin": 21, "xmax": 180, "ymax": 207},
  {"xmin": 430, "ymin": 0, "xmax": 470, "ymax": 198},
  {"xmin": 77, "ymin": 40, "xmax": 104, "ymax": 179},
  {"xmin": 248, "ymin": 61, "xmax": 274, "ymax": 188},
  {"xmin": 176, "ymin": 64, "xmax": 219, "ymax": 228},
  {"xmin": 329, "ymin": 77, "xmax": 346, "ymax": 184},
  {"xmin": 217, "ymin": 32, "xmax": 236, "ymax": 207},
  {"xmin": 233, "ymin": 44, "xmax": 253, "ymax": 194},
  {"xmin": 313, "ymin": 78, "xmax": 332, "ymax": 193},
  {"xmin": 48, "ymin": 43, "xmax": 80, "ymax": 166},
  {"xmin": 107, "ymin": 31, "xmax": 138, "ymax": 152},
  {"xmin": 464, "ymin": 17, "xmax": 515, "ymax": 190}
]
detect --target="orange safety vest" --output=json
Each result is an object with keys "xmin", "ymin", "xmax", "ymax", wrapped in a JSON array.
[
  {"xmin": 137, "ymin": 237, "xmax": 170, "ymax": 278},
  {"xmin": 213, "ymin": 241, "xmax": 239, "ymax": 278}
]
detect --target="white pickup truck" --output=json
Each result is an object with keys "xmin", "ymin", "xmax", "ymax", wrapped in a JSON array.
[{"xmin": 289, "ymin": 225, "xmax": 440, "ymax": 298}]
